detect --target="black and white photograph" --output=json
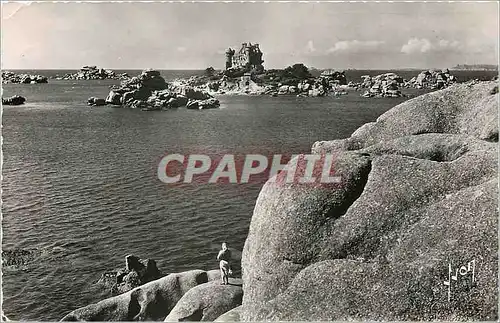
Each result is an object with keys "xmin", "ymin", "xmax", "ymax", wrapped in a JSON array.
[{"xmin": 0, "ymin": 1, "xmax": 498, "ymax": 321}]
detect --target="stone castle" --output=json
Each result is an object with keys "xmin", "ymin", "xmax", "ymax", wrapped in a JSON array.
[{"xmin": 225, "ymin": 42, "xmax": 264, "ymax": 72}]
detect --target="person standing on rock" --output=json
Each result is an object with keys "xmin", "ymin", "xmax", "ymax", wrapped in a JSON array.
[{"xmin": 217, "ymin": 242, "xmax": 232, "ymax": 285}]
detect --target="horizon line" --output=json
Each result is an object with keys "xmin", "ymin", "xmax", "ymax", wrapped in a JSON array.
[{"xmin": 2, "ymin": 65, "xmax": 498, "ymax": 71}]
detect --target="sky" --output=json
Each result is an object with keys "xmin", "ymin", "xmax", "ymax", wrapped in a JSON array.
[{"xmin": 1, "ymin": 1, "xmax": 498, "ymax": 70}]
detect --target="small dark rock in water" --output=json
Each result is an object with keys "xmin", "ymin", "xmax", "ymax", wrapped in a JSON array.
[
  {"xmin": 2, "ymin": 95, "xmax": 26, "ymax": 105},
  {"xmin": 490, "ymin": 85, "xmax": 498, "ymax": 95},
  {"xmin": 87, "ymin": 97, "xmax": 106, "ymax": 106},
  {"xmin": 97, "ymin": 254, "xmax": 162, "ymax": 294}
]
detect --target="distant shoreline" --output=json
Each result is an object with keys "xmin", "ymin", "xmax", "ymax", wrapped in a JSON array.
[{"xmin": 3, "ymin": 67, "xmax": 498, "ymax": 72}]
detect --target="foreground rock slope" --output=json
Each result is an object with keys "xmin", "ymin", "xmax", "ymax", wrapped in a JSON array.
[
  {"xmin": 164, "ymin": 279, "xmax": 243, "ymax": 321},
  {"xmin": 61, "ymin": 269, "xmax": 220, "ymax": 321},
  {"xmin": 241, "ymin": 81, "xmax": 498, "ymax": 321}
]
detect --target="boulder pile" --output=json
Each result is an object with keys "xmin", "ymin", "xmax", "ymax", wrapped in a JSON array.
[
  {"xmin": 256, "ymin": 65, "xmax": 348, "ymax": 97},
  {"xmin": 241, "ymin": 81, "xmax": 498, "ymax": 321},
  {"xmin": 97, "ymin": 255, "xmax": 162, "ymax": 295},
  {"xmin": 359, "ymin": 73, "xmax": 405, "ymax": 98},
  {"xmin": 88, "ymin": 69, "xmax": 219, "ymax": 111},
  {"xmin": 2, "ymin": 71, "xmax": 48, "ymax": 84},
  {"xmin": 55, "ymin": 66, "xmax": 129, "ymax": 80},
  {"xmin": 2, "ymin": 95, "xmax": 26, "ymax": 105},
  {"xmin": 408, "ymin": 69, "xmax": 457, "ymax": 89}
]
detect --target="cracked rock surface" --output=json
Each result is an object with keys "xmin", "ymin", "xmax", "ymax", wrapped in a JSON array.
[{"xmin": 241, "ymin": 81, "xmax": 498, "ymax": 321}]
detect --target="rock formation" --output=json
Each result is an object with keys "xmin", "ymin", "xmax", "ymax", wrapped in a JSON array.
[
  {"xmin": 97, "ymin": 255, "xmax": 162, "ymax": 295},
  {"xmin": 164, "ymin": 279, "xmax": 243, "ymax": 321},
  {"xmin": 214, "ymin": 305, "xmax": 242, "ymax": 322},
  {"xmin": 241, "ymin": 81, "xmax": 498, "ymax": 321},
  {"xmin": 55, "ymin": 66, "xmax": 129, "ymax": 80},
  {"xmin": 2, "ymin": 71, "xmax": 48, "ymax": 84},
  {"xmin": 2, "ymin": 95, "xmax": 26, "ymax": 105},
  {"xmin": 408, "ymin": 69, "xmax": 457, "ymax": 89},
  {"xmin": 189, "ymin": 64, "xmax": 349, "ymax": 97},
  {"xmin": 88, "ymin": 69, "xmax": 219, "ymax": 111},
  {"xmin": 356, "ymin": 73, "xmax": 405, "ymax": 98},
  {"xmin": 61, "ymin": 269, "xmax": 221, "ymax": 321},
  {"xmin": 87, "ymin": 97, "xmax": 106, "ymax": 106}
]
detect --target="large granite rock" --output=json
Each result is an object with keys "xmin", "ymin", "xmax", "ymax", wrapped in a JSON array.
[
  {"xmin": 164, "ymin": 279, "xmax": 243, "ymax": 322},
  {"xmin": 214, "ymin": 305, "xmax": 242, "ymax": 322},
  {"xmin": 241, "ymin": 81, "xmax": 498, "ymax": 321},
  {"xmin": 61, "ymin": 269, "xmax": 220, "ymax": 321}
]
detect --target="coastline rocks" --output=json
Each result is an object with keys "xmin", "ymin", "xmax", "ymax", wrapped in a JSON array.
[
  {"xmin": 358, "ymin": 73, "xmax": 404, "ymax": 98},
  {"xmin": 105, "ymin": 90, "xmax": 122, "ymax": 105},
  {"xmin": 2, "ymin": 95, "xmax": 26, "ymax": 106},
  {"xmin": 97, "ymin": 255, "xmax": 162, "ymax": 295},
  {"xmin": 87, "ymin": 97, "xmax": 106, "ymax": 106},
  {"xmin": 55, "ymin": 66, "xmax": 128, "ymax": 80},
  {"xmin": 96, "ymin": 69, "xmax": 219, "ymax": 110},
  {"xmin": 2, "ymin": 71, "xmax": 48, "ymax": 84},
  {"xmin": 241, "ymin": 81, "xmax": 498, "ymax": 320},
  {"xmin": 319, "ymin": 70, "xmax": 347, "ymax": 86},
  {"xmin": 186, "ymin": 98, "xmax": 220, "ymax": 110},
  {"xmin": 409, "ymin": 69, "xmax": 456, "ymax": 89},
  {"xmin": 164, "ymin": 279, "xmax": 243, "ymax": 322},
  {"xmin": 61, "ymin": 269, "xmax": 220, "ymax": 321}
]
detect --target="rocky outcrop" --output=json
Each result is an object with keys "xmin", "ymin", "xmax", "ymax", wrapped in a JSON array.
[
  {"xmin": 408, "ymin": 69, "xmax": 457, "ymax": 89},
  {"xmin": 241, "ymin": 81, "xmax": 498, "ymax": 321},
  {"xmin": 2, "ymin": 95, "xmax": 26, "ymax": 105},
  {"xmin": 358, "ymin": 73, "xmax": 405, "ymax": 98},
  {"xmin": 173, "ymin": 64, "xmax": 350, "ymax": 97},
  {"xmin": 164, "ymin": 279, "xmax": 243, "ymax": 321},
  {"xmin": 55, "ymin": 66, "xmax": 129, "ymax": 80},
  {"xmin": 61, "ymin": 269, "xmax": 221, "ymax": 321},
  {"xmin": 87, "ymin": 97, "xmax": 106, "ymax": 106},
  {"xmin": 2, "ymin": 71, "xmax": 48, "ymax": 84},
  {"xmin": 97, "ymin": 255, "xmax": 162, "ymax": 295},
  {"xmin": 95, "ymin": 69, "xmax": 219, "ymax": 111}
]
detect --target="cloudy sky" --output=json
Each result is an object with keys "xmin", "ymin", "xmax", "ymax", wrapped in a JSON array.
[{"xmin": 1, "ymin": 1, "xmax": 498, "ymax": 69}]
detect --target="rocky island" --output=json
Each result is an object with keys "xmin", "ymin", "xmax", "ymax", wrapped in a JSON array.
[
  {"xmin": 165, "ymin": 43, "xmax": 462, "ymax": 99},
  {"xmin": 2, "ymin": 95, "xmax": 26, "ymax": 106},
  {"xmin": 2, "ymin": 71, "xmax": 48, "ymax": 84},
  {"xmin": 58, "ymin": 80, "xmax": 498, "ymax": 321},
  {"xmin": 55, "ymin": 66, "xmax": 129, "ymax": 80},
  {"xmin": 88, "ymin": 69, "xmax": 220, "ymax": 110}
]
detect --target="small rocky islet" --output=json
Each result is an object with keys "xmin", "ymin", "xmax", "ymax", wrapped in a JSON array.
[
  {"xmin": 88, "ymin": 69, "xmax": 220, "ymax": 110},
  {"xmin": 1, "ymin": 71, "xmax": 48, "ymax": 84},
  {"xmin": 54, "ymin": 65, "xmax": 130, "ymax": 80}
]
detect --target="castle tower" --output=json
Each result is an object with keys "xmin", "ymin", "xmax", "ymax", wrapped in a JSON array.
[{"xmin": 225, "ymin": 48, "xmax": 235, "ymax": 69}]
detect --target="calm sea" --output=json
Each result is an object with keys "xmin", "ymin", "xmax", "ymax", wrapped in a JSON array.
[{"xmin": 1, "ymin": 69, "xmax": 497, "ymax": 320}]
